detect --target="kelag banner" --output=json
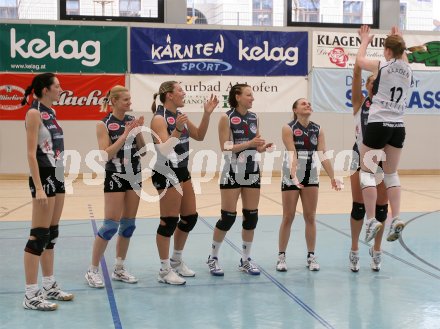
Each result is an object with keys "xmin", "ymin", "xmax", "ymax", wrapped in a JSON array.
[
  {"xmin": 0, "ymin": 73, "xmax": 125, "ymax": 120},
  {"xmin": 313, "ymin": 31, "xmax": 440, "ymax": 71},
  {"xmin": 130, "ymin": 28, "xmax": 308, "ymax": 76},
  {"xmin": 129, "ymin": 74, "xmax": 308, "ymax": 113},
  {"xmin": 0, "ymin": 24, "xmax": 127, "ymax": 73},
  {"xmin": 311, "ymin": 68, "xmax": 440, "ymax": 114}
]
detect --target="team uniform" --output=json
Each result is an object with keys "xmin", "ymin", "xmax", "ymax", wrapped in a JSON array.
[
  {"xmin": 101, "ymin": 113, "xmax": 142, "ymax": 192},
  {"xmin": 363, "ymin": 59, "xmax": 413, "ymax": 149},
  {"xmin": 351, "ymin": 97, "xmax": 372, "ymax": 172},
  {"xmin": 151, "ymin": 105, "xmax": 191, "ymax": 190},
  {"xmin": 220, "ymin": 109, "xmax": 260, "ymax": 189},
  {"xmin": 27, "ymin": 100, "xmax": 65, "ymax": 198},
  {"xmin": 281, "ymin": 120, "xmax": 320, "ymax": 191}
]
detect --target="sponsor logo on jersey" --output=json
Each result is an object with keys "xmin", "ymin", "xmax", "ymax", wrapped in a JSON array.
[
  {"xmin": 310, "ymin": 134, "xmax": 318, "ymax": 146},
  {"xmin": 233, "ymin": 129, "xmax": 244, "ymax": 134},
  {"xmin": 328, "ymin": 47, "xmax": 348, "ymax": 68},
  {"xmin": 231, "ymin": 116, "xmax": 241, "ymax": 125},
  {"xmin": 40, "ymin": 112, "xmax": 50, "ymax": 120},
  {"xmin": 294, "ymin": 128, "xmax": 303, "ymax": 137},
  {"xmin": 249, "ymin": 123, "xmax": 257, "ymax": 134},
  {"xmin": 0, "ymin": 84, "xmax": 25, "ymax": 111},
  {"xmin": 108, "ymin": 122, "xmax": 120, "ymax": 131},
  {"xmin": 167, "ymin": 116, "xmax": 176, "ymax": 125}
]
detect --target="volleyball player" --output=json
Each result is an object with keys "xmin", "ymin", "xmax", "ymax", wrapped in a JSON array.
[
  {"xmin": 276, "ymin": 98, "xmax": 341, "ymax": 272},
  {"xmin": 207, "ymin": 83, "xmax": 273, "ymax": 276},
  {"xmin": 22, "ymin": 73, "xmax": 74, "ymax": 311},
  {"xmin": 356, "ymin": 25, "xmax": 411, "ymax": 243},
  {"xmin": 349, "ymin": 63, "xmax": 388, "ymax": 272},
  {"xmin": 85, "ymin": 86, "xmax": 146, "ymax": 288},
  {"xmin": 151, "ymin": 81, "xmax": 218, "ymax": 285}
]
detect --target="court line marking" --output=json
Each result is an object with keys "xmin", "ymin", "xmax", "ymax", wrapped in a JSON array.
[
  {"xmin": 199, "ymin": 216, "xmax": 336, "ymax": 329},
  {"xmin": 261, "ymin": 193, "xmax": 440, "ymax": 280},
  {"xmin": 0, "ymin": 201, "xmax": 31, "ymax": 218},
  {"xmin": 88, "ymin": 204, "xmax": 123, "ymax": 329},
  {"xmin": 398, "ymin": 210, "xmax": 440, "ymax": 272}
]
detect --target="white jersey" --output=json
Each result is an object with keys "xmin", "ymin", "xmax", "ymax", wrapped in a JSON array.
[{"xmin": 369, "ymin": 59, "xmax": 412, "ymax": 123}]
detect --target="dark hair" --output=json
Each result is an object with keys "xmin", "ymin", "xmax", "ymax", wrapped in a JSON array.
[
  {"xmin": 228, "ymin": 84, "xmax": 250, "ymax": 108},
  {"xmin": 21, "ymin": 73, "xmax": 56, "ymax": 106},
  {"xmin": 151, "ymin": 81, "xmax": 178, "ymax": 113},
  {"xmin": 384, "ymin": 35, "xmax": 406, "ymax": 58}
]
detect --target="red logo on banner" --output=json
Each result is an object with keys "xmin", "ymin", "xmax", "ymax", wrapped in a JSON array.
[
  {"xmin": 0, "ymin": 73, "xmax": 125, "ymax": 120},
  {"xmin": 40, "ymin": 112, "xmax": 50, "ymax": 120},
  {"xmin": 294, "ymin": 128, "xmax": 303, "ymax": 136},
  {"xmin": 167, "ymin": 116, "xmax": 176, "ymax": 125},
  {"xmin": 231, "ymin": 117, "xmax": 241, "ymax": 125},
  {"xmin": 108, "ymin": 123, "xmax": 120, "ymax": 131},
  {"xmin": 0, "ymin": 85, "xmax": 25, "ymax": 111},
  {"xmin": 328, "ymin": 47, "xmax": 349, "ymax": 67}
]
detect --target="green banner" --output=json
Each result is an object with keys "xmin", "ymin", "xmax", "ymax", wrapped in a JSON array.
[{"xmin": 0, "ymin": 24, "xmax": 127, "ymax": 73}]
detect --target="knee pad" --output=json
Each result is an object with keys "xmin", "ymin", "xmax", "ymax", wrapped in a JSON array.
[
  {"xmin": 351, "ymin": 202, "xmax": 365, "ymax": 221},
  {"xmin": 383, "ymin": 172, "xmax": 400, "ymax": 189},
  {"xmin": 24, "ymin": 227, "xmax": 50, "ymax": 256},
  {"xmin": 45, "ymin": 225, "xmax": 59, "ymax": 249},
  {"xmin": 157, "ymin": 216, "xmax": 179, "ymax": 237},
  {"xmin": 215, "ymin": 210, "xmax": 237, "ymax": 232},
  {"xmin": 360, "ymin": 170, "xmax": 376, "ymax": 189},
  {"xmin": 375, "ymin": 204, "xmax": 388, "ymax": 222},
  {"xmin": 97, "ymin": 219, "xmax": 119, "ymax": 241},
  {"xmin": 118, "ymin": 218, "xmax": 136, "ymax": 238},
  {"xmin": 242, "ymin": 209, "xmax": 258, "ymax": 230},
  {"xmin": 178, "ymin": 213, "xmax": 198, "ymax": 233}
]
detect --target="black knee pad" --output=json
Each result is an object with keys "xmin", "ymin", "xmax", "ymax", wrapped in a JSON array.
[
  {"xmin": 242, "ymin": 209, "xmax": 258, "ymax": 230},
  {"xmin": 178, "ymin": 213, "xmax": 198, "ymax": 233},
  {"xmin": 351, "ymin": 202, "xmax": 365, "ymax": 221},
  {"xmin": 157, "ymin": 217, "xmax": 179, "ymax": 237},
  {"xmin": 45, "ymin": 225, "xmax": 59, "ymax": 249},
  {"xmin": 24, "ymin": 227, "xmax": 50, "ymax": 256},
  {"xmin": 215, "ymin": 210, "xmax": 237, "ymax": 231},
  {"xmin": 375, "ymin": 204, "xmax": 388, "ymax": 222}
]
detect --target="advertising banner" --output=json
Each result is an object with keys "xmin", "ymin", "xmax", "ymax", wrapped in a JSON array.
[
  {"xmin": 0, "ymin": 24, "xmax": 127, "ymax": 73},
  {"xmin": 131, "ymin": 28, "xmax": 308, "ymax": 76},
  {"xmin": 312, "ymin": 31, "xmax": 440, "ymax": 71},
  {"xmin": 0, "ymin": 73, "xmax": 125, "ymax": 120},
  {"xmin": 311, "ymin": 68, "xmax": 440, "ymax": 114},
  {"xmin": 130, "ymin": 74, "xmax": 308, "ymax": 113}
]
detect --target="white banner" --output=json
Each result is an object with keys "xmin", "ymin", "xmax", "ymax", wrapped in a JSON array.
[
  {"xmin": 311, "ymin": 68, "xmax": 440, "ymax": 114},
  {"xmin": 313, "ymin": 31, "xmax": 440, "ymax": 71},
  {"xmin": 129, "ymin": 74, "xmax": 308, "ymax": 113}
]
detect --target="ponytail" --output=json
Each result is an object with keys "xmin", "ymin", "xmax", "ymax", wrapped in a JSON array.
[
  {"xmin": 21, "ymin": 85, "xmax": 34, "ymax": 106},
  {"xmin": 151, "ymin": 92, "xmax": 159, "ymax": 113},
  {"xmin": 100, "ymin": 90, "xmax": 111, "ymax": 112}
]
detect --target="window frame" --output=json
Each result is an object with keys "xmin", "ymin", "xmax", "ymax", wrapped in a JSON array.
[
  {"xmin": 60, "ymin": 0, "xmax": 164, "ymax": 23},
  {"xmin": 287, "ymin": 0, "xmax": 379, "ymax": 28}
]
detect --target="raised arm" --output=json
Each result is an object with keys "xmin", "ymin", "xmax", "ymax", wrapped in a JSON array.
[
  {"xmin": 187, "ymin": 94, "xmax": 219, "ymax": 141},
  {"xmin": 351, "ymin": 62, "xmax": 365, "ymax": 115},
  {"xmin": 355, "ymin": 25, "xmax": 380, "ymax": 73}
]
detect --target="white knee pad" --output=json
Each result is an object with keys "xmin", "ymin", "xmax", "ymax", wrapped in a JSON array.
[
  {"xmin": 384, "ymin": 172, "xmax": 400, "ymax": 188},
  {"xmin": 360, "ymin": 170, "xmax": 376, "ymax": 189}
]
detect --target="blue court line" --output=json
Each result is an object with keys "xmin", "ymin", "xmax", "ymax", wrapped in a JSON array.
[
  {"xmin": 88, "ymin": 204, "xmax": 123, "ymax": 329},
  {"xmin": 316, "ymin": 215, "xmax": 440, "ymax": 280},
  {"xmin": 199, "ymin": 216, "xmax": 336, "ymax": 329},
  {"xmin": 399, "ymin": 210, "xmax": 440, "ymax": 272}
]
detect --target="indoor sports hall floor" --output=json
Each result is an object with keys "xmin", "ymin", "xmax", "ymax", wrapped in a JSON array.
[{"xmin": 1, "ymin": 175, "xmax": 439, "ymax": 329}]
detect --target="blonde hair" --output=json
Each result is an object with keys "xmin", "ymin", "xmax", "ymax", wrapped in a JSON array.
[
  {"xmin": 151, "ymin": 81, "xmax": 178, "ymax": 113},
  {"xmin": 100, "ymin": 85, "xmax": 129, "ymax": 112}
]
